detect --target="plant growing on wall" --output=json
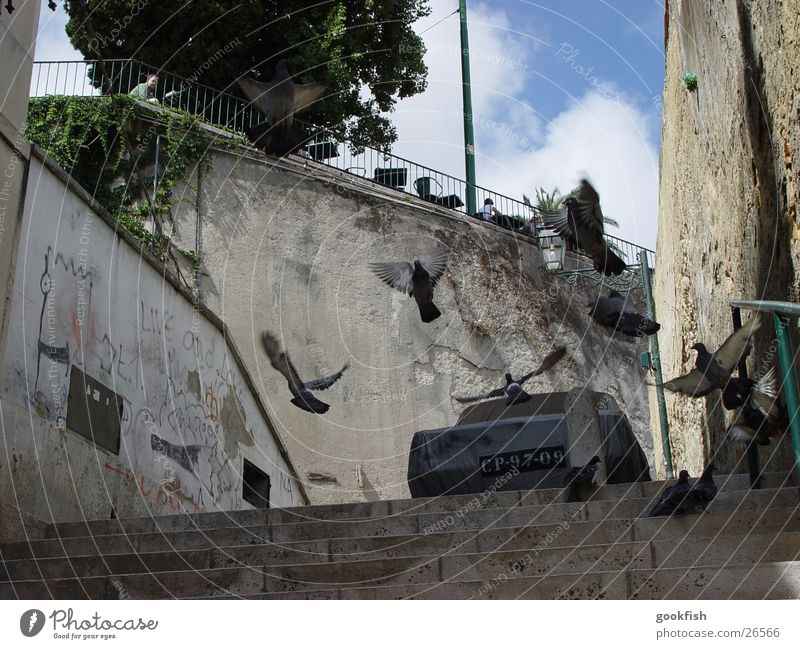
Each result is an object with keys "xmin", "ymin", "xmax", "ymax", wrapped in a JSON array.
[
  {"xmin": 26, "ymin": 95, "xmax": 211, "ymax": 260},
  {"xmin": 682, "ymin": 73, "xmax": 698, "ymax": 92}
]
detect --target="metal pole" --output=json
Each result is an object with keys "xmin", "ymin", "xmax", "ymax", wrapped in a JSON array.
[
  {"xmin": 458, "ymin": 0, "xmax": 477, "ymax": 216},
  {"xmin": 638, "ymin": 250, "xmax": 674, "ymax": 479},
  {"xmin": 773, "ymin": 312, "xmax": 800, "ymax": 481},
  {"xmin": 732, "ymin": 307, "xmax": 762, "ymax": 488}
]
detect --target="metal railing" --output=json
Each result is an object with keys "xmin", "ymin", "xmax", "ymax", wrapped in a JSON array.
[
  {"xmin": 31, "ymin": 59, "xmax": 264, "ymax": 134},
  {"xmin": 29, "ymin": 58, "xmax": 655, "ymax": 275}
]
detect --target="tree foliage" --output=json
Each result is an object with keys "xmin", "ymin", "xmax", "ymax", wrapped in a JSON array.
[{"xmin": 63, "ymin": 0, "xmax": 431, "ymax": 149}]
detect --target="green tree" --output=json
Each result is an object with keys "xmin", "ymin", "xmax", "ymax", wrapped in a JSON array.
[{"xmin": 63, "ymin": 0, "xmax": 430, "ymax": 149}]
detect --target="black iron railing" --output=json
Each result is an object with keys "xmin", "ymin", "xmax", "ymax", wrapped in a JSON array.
[{"xmin": 30, "ymin": 58, "xmax": 655, "ymax": 276}]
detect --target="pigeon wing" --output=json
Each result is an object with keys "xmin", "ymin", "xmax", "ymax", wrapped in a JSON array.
[
  {"xmin": 369, "ymin": 260, "xmax": 414, "ymax": 295},
  {"xmin": 238, "ymin": 77, "xmax": 287, "ymax": 123},
  {"xmin": 455, "ymin": 386, "xmax": 507, "ymax": 403},
  {"xmin": 417, "ymin": 247, "xmax": 449, "ymax": 286},
  {"xmin": 260, "ymin": 332, "xmax": 305, "ymax": 396},
  {"xmin": 305, "ymin": 362, "xmax": 349, "ymax": 391},
  {"xmin": 659, "ymin": 370, "xmax": 717, "ymax": 397},
  {"xmin": 574, "ymin": 178, "xmax": 606, "ymax": 239},
  {"xmin": 518, "ymin": 346, "xmax": 568, "ymax": 384},
  {"xmin": 291, "ymin": 82, "xmax": 327, "ymax": 114},
  {"xmin": 713, "ymin": 313, "xmax": 762, "ymax": 371}
]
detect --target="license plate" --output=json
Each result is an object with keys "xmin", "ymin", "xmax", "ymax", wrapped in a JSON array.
[{"xmin": 479, "ymin": 446, "xmax": 567, "ymax": 477}]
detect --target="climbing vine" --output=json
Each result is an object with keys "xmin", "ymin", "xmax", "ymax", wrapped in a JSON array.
[{"xmin": 25, "ymin": 95, "xmax": 212, "ymax": 260}]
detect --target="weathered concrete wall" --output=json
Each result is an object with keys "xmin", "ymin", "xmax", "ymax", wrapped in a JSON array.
[
  {"xmin": 654, "ymin": 0, "xmax": 799, "ymax": 476},
  {"xmin": 0, "ymin": 148, "xmax": 306, "ymax": 533},
  {"xmin": 0, "ymin": 0, "xmax": 41, "ymax": 373},
  {"xmin": 172, "ymin": 146, "xmax": 656, "ymax": 504}
]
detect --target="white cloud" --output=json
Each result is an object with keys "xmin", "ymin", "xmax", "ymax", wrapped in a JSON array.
[
  {"xmin": 390, "ymin": 0, "xmax": 658, "ymax": 251},
  {"xmin": 31, "ymin": 0, "xmax": 659, "ymax": 249}
]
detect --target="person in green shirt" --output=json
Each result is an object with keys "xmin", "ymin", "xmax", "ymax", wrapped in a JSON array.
[{"xmin": 130, "ymin": 74, "xmax": 159, "ymax": 103}]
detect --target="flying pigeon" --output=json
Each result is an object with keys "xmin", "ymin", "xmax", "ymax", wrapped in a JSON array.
[
  {"xmin": 685, "ymin": 464, "xmax": 717, "ymax": 512},
  {"xmin": 562, "ymin": 455, "xmax": 602, "ymax": 503},
  {"xmin": 239, "ymin": 60, "xmax": 326, "ymax": 132},
  {"xmin": 657, "ymin": 313, "xmax": 762, "ymax": 403},
  {"xmin": 260, "ymin": 332, "xmax": 348, "ymax": 414},
  {"xmin": 543, "ymin": 179, "xmax": 627, "ymax": 276},
  {"xmin": 369, "ymin": 247, "xmax": 449, "ymax": 323},
  {"xmin": 589, "ymin": 290, "xmax": 660, "ymax": 337},
  {"xmin": 648, "ymin": 470, "xmax": 691, "ymax": 517},
  {"xmin": 727, "ymin": 367, "xmax": 788, "ymax": 445},
  {"xmin": 455, "ymin": 346, "xmax": 568, "ymax": 406}
]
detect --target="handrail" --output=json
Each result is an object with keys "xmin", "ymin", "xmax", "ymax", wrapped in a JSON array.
[{"xmin": 29, "ymin": 58, "xmax": 655, "ymax": 272}]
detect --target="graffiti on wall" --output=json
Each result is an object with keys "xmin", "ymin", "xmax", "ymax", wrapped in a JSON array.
[{"xmin": 17, "ymin": 219, "xmax": 297, "ymax": 514}]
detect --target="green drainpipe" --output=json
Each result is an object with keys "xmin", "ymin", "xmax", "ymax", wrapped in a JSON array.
[
  {"xmin": 638, "ymin": 250, "xmax": 674, "ymax": 479},
  {"xmin": 459, "ymin": 0, "xmax": 477, "ymax": 216},
  {"xmin": 773, "ymin": 312, "xmax": 800, "ymax": 481}
]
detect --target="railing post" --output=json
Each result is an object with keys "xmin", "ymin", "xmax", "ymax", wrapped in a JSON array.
[
  {"xmin": 639, "ymin": 250, "xmax": 674, "ymax": 479},
  {"xmin": 773, "ymin": 312, "xmax": 800, "ymax": 481}
]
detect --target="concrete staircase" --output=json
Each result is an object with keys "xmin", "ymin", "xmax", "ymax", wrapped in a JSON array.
[{"xmin": 1, "ymin": 473, "xmax": 799, "ymax": 599}]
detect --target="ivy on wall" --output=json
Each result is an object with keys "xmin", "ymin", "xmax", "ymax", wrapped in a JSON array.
[{"xmin": 26, "ymin": 95, "xmax": 212, "ymax": 260}]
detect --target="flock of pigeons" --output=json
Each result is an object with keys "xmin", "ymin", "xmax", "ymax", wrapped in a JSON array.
[
  {"xmin": 258, "ymin": 177, "xmax": 660, "ymax": 414},
  {"xmin": 243, "ymin": 61, "xmax": 787, "ymax": 513}
]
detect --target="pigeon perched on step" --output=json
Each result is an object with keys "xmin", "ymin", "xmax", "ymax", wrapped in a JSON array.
[
  {"xmin": 685, "ymin": 464, "xmax": 717, "ymax": 512},
  {"xmin": 562, "ymin": 456, "xmax": 602, "ymax": 503},
  {"xmin": 260, "ymin": 332, "xmax": 348, "ymax": 414},
  {"xmin": 657, "ymin": 313, "xmax": 762, "ymax": 404},
  {"xmin": 543, "ymin": 179, "xmax": 627, "ymax": 276},
  {"xmin": 455, "ymin": 347, "xmax": 568, "ymax": 406},
  {"xmin": 369, "ymin": 247, "xmax": 449, "ymax": 323},
  {"xmin": 727, "ymin": 367, "xmax": 789, "ymax": 445},
  {"xmin": 239, "ymin": 60, "xmax": 326, "ymax": 131},
  {"xmin": 589, "ymin": 290, "xmax": 660, "ymax": 337},
  {"xmin": 648, "ymin": 470, "xmax": 691, "ymax": 517}
]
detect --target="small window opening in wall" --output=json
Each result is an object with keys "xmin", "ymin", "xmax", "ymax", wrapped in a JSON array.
[
  {"xmin": 242, "ymin": 459, "xmax": 271, "ymax": 509},
  {"xmin": 65, "ymin": 366, "xmax": 123, "ymax": 454}
]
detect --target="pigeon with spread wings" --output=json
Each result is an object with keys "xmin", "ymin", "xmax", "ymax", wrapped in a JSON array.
[
  {"xmin": 658, "ymin": 313, "xmax": 762, "ymax": 403},
  {"xmin": 369, "ymin": 247, "xmax": 449, "ymax": 323},
  {"xmin": 727, "ymin": 367, "xmax": 789, "ymax": 445},
  {"xmin": 544, "ymin": 179, "xmax": 627, "ymax": 276},
  {"xmin": 455, "ymin": 346, "xmax": 568, "ymax": 406},
  {"xmin": 239, "ymin": 60, "xmax": 326, "ymax": 131},
  {"xmin": 260, "ymin": 332, "xmax": 348, "ymax": 414}
]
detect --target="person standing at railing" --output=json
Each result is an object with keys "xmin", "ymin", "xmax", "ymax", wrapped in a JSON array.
[{"xmin": 130, "ymin": 74, "xmax": 159, "ymax": 103}]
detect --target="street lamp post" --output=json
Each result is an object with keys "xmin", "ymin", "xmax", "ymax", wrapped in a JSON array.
[{"xmin": 459, "ymin": 0, "xmax": 477, "ymax": 216}]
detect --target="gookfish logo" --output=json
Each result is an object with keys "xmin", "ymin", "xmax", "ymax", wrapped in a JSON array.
[{"xmin": 20, "ymin": 609, "xmax": 46, "ymax": 637}]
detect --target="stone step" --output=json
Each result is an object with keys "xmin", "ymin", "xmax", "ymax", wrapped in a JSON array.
[
  {"xmin": 222, "ymin": 561, "xmax": 800, "ymax": 600},
  {"xmin": 39, "ymin": 472, "xmax": 796, "ymax": 540},
  {"xmin": 2, "ymin": 532, "xmax": 797, "ymax": 600},
  {"xmin": 3, "ymin": 494, "xmax": 797, "ymax": 566}
]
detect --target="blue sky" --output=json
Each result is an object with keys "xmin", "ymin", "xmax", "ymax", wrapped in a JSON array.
[{"xmin": 34, "ymin": 0, "xmax": 665, "ymax": 249}]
